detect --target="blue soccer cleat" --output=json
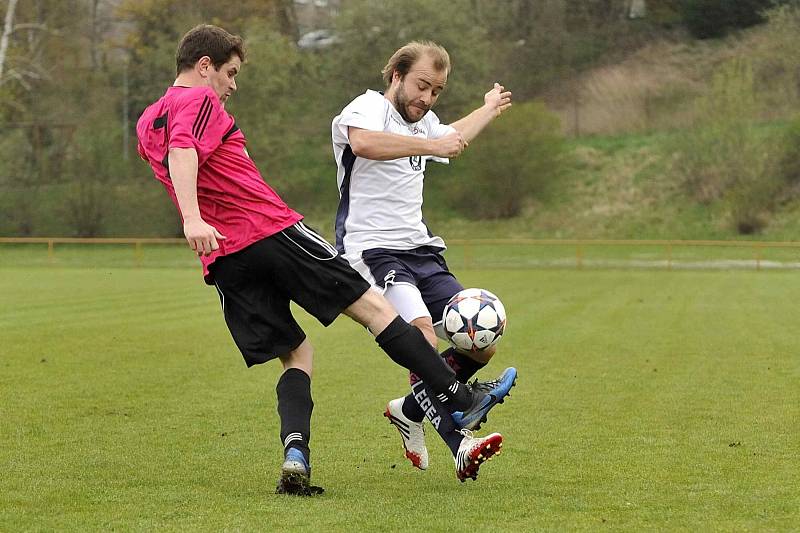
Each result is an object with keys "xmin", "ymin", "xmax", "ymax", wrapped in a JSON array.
[
  {"xmin": 452, "ymin": 367, "xmax": 517, "ymax": 430},
  {"xmin": 275, "ymin": 447, "xmax": 324, "ymax": 496}
]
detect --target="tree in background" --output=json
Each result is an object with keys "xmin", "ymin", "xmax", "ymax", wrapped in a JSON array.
[
  {"xmin": 680, "ymin": 0, "xmax": 778, "ymax": 39},
  {"xmin": 327, "ymin": 0, "xmax": 492, "ymax": 121},
  {"xmin": 0, "ymin": 0, "xmax": 103, "ymax": 235},
  {"xmin": 441, "ymin": 102, "xmax": 568, "ymax": 219},
  {"xmin": 673, "ymin": 58, "xmax": 793, "ymax": 233},
  {"xmin": 118, "ymin": 0, "xmax": 325, "ymax": 211},
  {"xmin": 3, "ymin": 0, "xmax": 799, "ymax": 237},
  {"xmin": 0, "ymin": 0, "xmax": 19, "ymax": 84}
]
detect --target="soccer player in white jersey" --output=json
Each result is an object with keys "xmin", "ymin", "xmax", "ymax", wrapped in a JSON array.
[{"xmin": 331, "ymin": 41, "xmax": 516, "ymax": 481}]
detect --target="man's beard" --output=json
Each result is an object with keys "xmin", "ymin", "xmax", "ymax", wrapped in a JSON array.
[{"xmin": 394, "ymin": 83, "xmax": 429, "ymax": 123}]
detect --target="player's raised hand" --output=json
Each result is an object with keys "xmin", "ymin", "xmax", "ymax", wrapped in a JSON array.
[
  {"xmin": 484, "ymin": 82, "xmax": 512, "ymax": 117},
  {"xmin": 183, "ymin": 217, "xmax": 226, "ymax": 256},
  {"xmin": 432, "ymin": 131, "xmax": 467, "ymax": 158}
]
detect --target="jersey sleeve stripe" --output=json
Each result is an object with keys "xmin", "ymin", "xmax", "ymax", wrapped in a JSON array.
[
  {"xmin": 222, "ymin": 124, "xmax": 239, "ymax": 142},
  {"xmin": 195, "ymin": 102, "xmax": 213, "ymax": 140},
  {"xmin": 153, "ymin": 113, "xmax": 168, "ymax": 129},
  {"xmin": 191, "ymin": 96, "xmax": 212, "ymax": 139}
]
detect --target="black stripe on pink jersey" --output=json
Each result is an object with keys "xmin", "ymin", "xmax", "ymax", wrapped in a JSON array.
[
  {"xmin": 222, "ymin": 124, "xmax": 239, "ymax": 142},
  {"xmin": 192, "ymin": 96, "xmax": 213, "ymax": 140},
  {"xmin": 153, "ymin": 113, "xmax": 168, "ymax": 129}
]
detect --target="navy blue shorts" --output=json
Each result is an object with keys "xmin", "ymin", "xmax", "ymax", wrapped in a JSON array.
[{"xmin": 360, "ymin": 246, "xmax": 464, "ymax": 324}]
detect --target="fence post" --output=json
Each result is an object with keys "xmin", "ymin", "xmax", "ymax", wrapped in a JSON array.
[
  {"xmin": 576, "ymin": 244, "xmax": 583, "ymax": 269},
  {"xmin": 135, "ymin": 241, "xmax": 143, "ymax": 268},
  {"xmin": 48, "ymin": 240, "xmax": 54, "ymax": 264},
  {"xmin": 666, "ymin": 242, "xmax": 672, "ymax": 271},
  {"xmin": 755, "ymin": 243, "xmax": 762, "ymax": 271}
]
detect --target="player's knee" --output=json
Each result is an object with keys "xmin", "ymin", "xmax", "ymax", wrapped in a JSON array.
[
  {"xmin": 281, "ymin": 340, "xmax": 314, "ymax": 377},
  {"xmin": 411, "ymin": 317, "xmax": 438, "ymax": 349},
  {"xmin": 345, "ymin": 288, "xmax": 397, "ymax": 333}
]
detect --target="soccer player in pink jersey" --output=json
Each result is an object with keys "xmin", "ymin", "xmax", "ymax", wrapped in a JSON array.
[{"xmin": 136, "ymin": 25, "xmax": 512, "ymax": 495}]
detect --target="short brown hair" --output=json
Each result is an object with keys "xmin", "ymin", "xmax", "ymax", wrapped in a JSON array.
[
  {"xmin": 176, "ymin": 24, "xmax": 245, "ymax": 75},
  {"xmin": 381, "ymin": 41, "xmax": 450, "ymax": 87}
]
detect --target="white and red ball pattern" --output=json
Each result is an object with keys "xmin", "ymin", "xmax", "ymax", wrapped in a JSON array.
[{"xmin": 442, "ymin": 288, "xmax": 507, "ymax": 352}]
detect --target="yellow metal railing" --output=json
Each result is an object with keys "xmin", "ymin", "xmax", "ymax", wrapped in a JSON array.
[
  {"xmin": 0, "ymin": 237, "xmax": 185, "ymax": 267},
  {"xmin": 447, "ymin": 238, "xmax": 800, "ymax": 271},
  {"xmin": 2, "ymin": 237, "xmax": 800, "ymax": 270}
]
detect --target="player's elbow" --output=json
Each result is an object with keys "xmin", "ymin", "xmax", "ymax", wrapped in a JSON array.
[{"xmin": 349, "ymin": 135, "xmax": 370, "ymax": 158}]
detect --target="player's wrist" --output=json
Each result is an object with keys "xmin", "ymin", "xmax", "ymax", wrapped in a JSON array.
[
  {"xmin": 482, "ymin": 102, "xmax": 500, "ymax": 117},
  {"xmin": 426, "ymin": 138, "xmax": 438, "ymax": 156}
]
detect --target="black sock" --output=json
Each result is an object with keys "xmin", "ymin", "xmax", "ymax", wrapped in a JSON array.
[
  {"xmin": 276, "ymin": 368, "xmax": 313, "ymax": 463},
  {"xmin": 375, "ymin": 317, "xmax": 471, "ymax": 410},
  {"xmin": 403, "ymin": 348, "xmax": 487, "ymax": 422},
  {"xmin": 410, "ymin": 381, "xmax": 463, "ymax": 456},
  {"xmin": 442, "ymin": 347, "xmax": 488, "ymax": 382}
]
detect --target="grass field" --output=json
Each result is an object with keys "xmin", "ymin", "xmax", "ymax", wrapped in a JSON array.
[{"xmin": 2, "ymin": 252, "xmax": 799, "ymax": 531}]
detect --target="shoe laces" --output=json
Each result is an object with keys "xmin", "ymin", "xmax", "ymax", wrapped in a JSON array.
[
  {"xmin": 469, "ymin": 378, "xmax": 499, "ymax": 393},
  {"xmin": 458, "ymin": 428, "xmax": 474, "ymax": 439}
]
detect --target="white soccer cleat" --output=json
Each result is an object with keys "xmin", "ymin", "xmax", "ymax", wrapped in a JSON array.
[
  {"xmin": 384, "ymin": 397, "xmax": 429, "ymax": 470},
  {"xmin": 454, "ymin": 429, "xmax": 503, "ymax": 482}
]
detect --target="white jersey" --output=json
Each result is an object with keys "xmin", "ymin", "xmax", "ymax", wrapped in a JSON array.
[{"xmin": 331, "ymin": 89, "xmax": 455, "ymax": 255}]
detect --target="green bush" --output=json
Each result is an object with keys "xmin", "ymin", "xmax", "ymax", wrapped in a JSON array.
[
  {"xmin": 752, "ymin": 3, "xmax": 800, "ymax": 114},
  {"xmin": 444, "ymin": 102, "xmax": 568, "ymax": 219},
  {"xmin": 673, "ymin": 58, "xmax": 795, "ymax": 233},
  {"xmin": 778, "ymin": 117, "xmax": 800, "ymax": 185}
]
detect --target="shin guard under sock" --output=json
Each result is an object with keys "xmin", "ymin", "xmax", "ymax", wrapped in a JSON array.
[
  {"xmin": 375, "ymin": 317, "xmax": 470, "ymax": 410},
  {"xmin": 410, "ymin": 380, "xmax": 463, "ymax": 456},
  {"xmin": 276, "ymin": 368, "xmax": 313, "ymax": 462},
  {"xmin": 403, "ymin": 348, "xmax": 488, "ymax": 423},
  {"xmin": 442, "ymin": 347, "xmax": 488, "ymax": 382}
]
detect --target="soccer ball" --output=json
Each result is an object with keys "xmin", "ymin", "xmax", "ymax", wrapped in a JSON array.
[{"xmin": 442, "ymin": 288, "xmax": 507, "ymax": 352}]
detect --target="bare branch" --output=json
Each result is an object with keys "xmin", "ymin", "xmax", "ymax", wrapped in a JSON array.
[
  {"xmin": 0, "ymin": 0, "xmax": 20, "ymax": 80},
  {"xmin": 0, "ymin": 68, "xmax": 32, "ymax": 89},
  {"xmin": 12, "ymin": 23, "xmax": 55, "ymax": 33}
]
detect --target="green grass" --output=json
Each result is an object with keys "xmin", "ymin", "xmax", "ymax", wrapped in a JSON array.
[
  {"xmin": 4, "ymin": 241, "xmax": 800, "ymax": 272},
  {"xmin": 2, "ymin": 256, "xmax": 799, "ymax": 531}
]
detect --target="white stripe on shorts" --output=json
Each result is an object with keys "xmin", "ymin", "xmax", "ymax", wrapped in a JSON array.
[
  {"xmin": 296, "ymin": 221, "xmax": 338, "ymax": 257},
  {"xmin": 214, "ymin": 282, "xmax": 225, "ymax": 311},
  {"xmin": 281, "ymin": 223, "xmax": 338, "ymax": 261}
]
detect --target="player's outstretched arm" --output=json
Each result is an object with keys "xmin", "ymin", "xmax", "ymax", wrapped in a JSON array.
[
  {"xmin": 450, "ymin": 83, "xmax": 512, "ymax": 144},
  {"xmin": 349, "ymin": 127, "xmax": 466, "ymax": 160},
  {"xmin": 168, "ymin": 147, "xmax": 226, "ymax": 256}
]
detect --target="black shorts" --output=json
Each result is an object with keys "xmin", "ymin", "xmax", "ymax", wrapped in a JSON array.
[{"xmin": 211, "ymin": 222, "xmax": 371, "ymax": 367}]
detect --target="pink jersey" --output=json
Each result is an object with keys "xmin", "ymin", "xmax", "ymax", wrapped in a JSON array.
[{"xmin": 136, "ymin": 86, "xmax": 302, "ymax": 282}]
